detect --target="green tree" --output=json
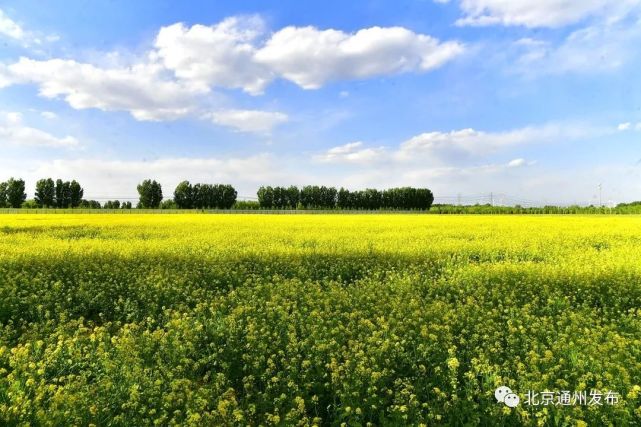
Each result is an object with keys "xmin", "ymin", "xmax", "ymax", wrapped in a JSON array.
[
  {"xmin": 104, "ymin": 200, "xmax": 121, "ymax": 209},
  {"xmin": 35, "ymin": 178, "xmax": 56, "ymax": 207},
  {"xmin": 69, "ymin": 180, "xmax": 84, "ymax": 208},
  {"xmin": 219, "ymin": 184, "xmax": 237, "ymax": 209},
  {"xmin": 6, "ymin": 178, "xmax": 27, "ymax": 208},
  {"xmin": 173, "ymin": 181, "xmax": 193, "ymax": 209},
  {"xmin": 55, "ymin": 179, "xmax": 72, "ymax": 208},
  {"xmin": 257, "ymin": 186, "xmax": 274, "ymax": 209},
  {"xmin": 161, "ymin": 199, "xmax": 177, "ymax": 209},
  {"xmin": 0, "ymin": 181, "xmax": 8, "ymax": 208},
  {"xmin": 55, "ymin": 179, "xmax": 64, "ymax": 208},
  {"xmin": 137, "ymin": 179, "xmax": 163, "ymax": 208},
  {"xmin": 337, "ymin": 187, "xmax": 350, "ymax": 209}
]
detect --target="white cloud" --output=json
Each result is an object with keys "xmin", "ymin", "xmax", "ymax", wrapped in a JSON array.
[
  {"xmin": 6, "ymin": 58, "xmax": 205, "ymax": 121},
  {"xmin": 0, "ymin": 111, "xmax": 78, "ymax": 148},
  {"xmin": 0, "ymin": 64, "xmax": 14, "ymax": 88},
  {"xmin": 402, "ymin": 159, "xmax": 533, "ymax": 180},
  {"xmin": 0, "ymin": 8, "xmax": 59, "ymax": 46},
  {"xmin": 621, "ymin": 122, "xmax": 641, "ymax": 131},
  {"xmin": 40, "ymin": 111, "xmax": 58, "ymax": 119},
  {"xmin": 152, "ymin": 17, "xmax": 463, "ymax": 91},
  {"xmin": 153, "ymin": 17, "xmax": 272, "ymax": 95},
  {"xmin": 316, "ymin": 123, "xmax": 595, "ymax": 167},
  {"xmin": 395, "ymin": 123, "xmax": 593, "ymax": 162},
  {"xmin": 0, "ymin": 8, "xmax": 25, "ymax": 40},
  {"xmin": 514, "ymin": 19, "xmax": 641, "ymax": 74},
  {"xmin": 207, "ymin": 109, "xmax": 288, "ymax": 133},
  {"xmin": 454, "ymin": 0, "xmax": 641, "ymax": 28},
  {"xmin": 255, "ymin": 25, "xmax": 463, "ymax": 89},
  {"xmin": 314, "ymin": 141, "xmax": 386, "ymax": 164},
  {"xmin": 507, "ymin": 158, "xmax": 526, "ymax": 167},
  {"xmin": 0, "ymin": 16, "xmax": 462, "ymax": 128}
]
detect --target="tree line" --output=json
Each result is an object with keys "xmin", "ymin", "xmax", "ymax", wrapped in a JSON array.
[
  {"xmin": 173, "ymin": 181, "xmax": 237, "ymax": 209},
  {"xmin": 6, "ymin": 177, "xmax": 641, "ymax": 214},
  {"xmin": 33, "ymin": 178, "xmax": 84, "ymax": 208},
  {"xmin": 2, "ymin": 177, "xmax": 436, "ymax": 211},
  {"xmin": 257, "ymin": 186, "xmax": 435, "ymax": 210}
]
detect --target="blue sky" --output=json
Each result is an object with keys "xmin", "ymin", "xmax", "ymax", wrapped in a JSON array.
[{"xmin": 1, "ymin": 0, "xmax": 640, "ymax": 205}]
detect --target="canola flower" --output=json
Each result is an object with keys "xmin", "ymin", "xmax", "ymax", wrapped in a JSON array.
[{"xmin": 0, "ymin": 214, "xmax": 640, "ymax": 425}]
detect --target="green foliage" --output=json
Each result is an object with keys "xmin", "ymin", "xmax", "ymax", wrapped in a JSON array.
[
  {"xmin": 55, "ymin": 179, "xmax": 70, "ymax": 208},
  {"xmin": 5, "ymin": 178, "xmax": 26, "ymax": 208},
  {"xmin": 69, "ymin": 180, "xmax": 84, "ymax": 208},
  {"xmin": 103, "ymin": 200, "xmax": 121, "ymax": 209},
  {"xmin": 21, "ymin": 199, "xmax": 38, "ymax": 209},
  {"xmin": 257, "ymin": 185, "xmax": 274, "ymax": 208},
  {"xmin": 137, "ymin": 179, "xmax": 163, "ymax": 208},
  {"xmin": 174, "ymin": 182, "xmax": 237, "ymax": 209},
  {"xmin": 34, "ymin": 178, "xmax": 56, "ymax": 208},
  {"xmin": 0, "ymin": 182, "xmax": 7, "ymax": 208},
  {"xmin": 79, "ymin": 200, "xmax": 102, "ymax": 209},
  {"xmin": 174, "ymin": 180, "xmax": 194, "ymax": 209},
  {"xmin": 232, "ymin": 200, "xmax": 261, "ymax": 210},
  {"xmin": 161, "ymin": 199, "xmax": 177, "ymax": 209},
  {"xmin": 98, "ymin": 200, "xmax": 132, "ymax": 210},
  {"xmin": 45, "ymin": 179, "xmax": 86, "ymax": 208},
  {"xmin": 258, "ymin": 186, "xmax": 434, "ymax": 210}
]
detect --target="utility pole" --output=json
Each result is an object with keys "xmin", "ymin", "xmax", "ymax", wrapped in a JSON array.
[
  {"xmin": 598, "ymin": 183, "xmax": 602, "ymax": 207},
  {"xmin": 457, "ymin": 193, "xmax": 461, "ymax": 206},
  {"xmin": 490, "ymin": 192, "xmax": 493, "ymax": 206}
]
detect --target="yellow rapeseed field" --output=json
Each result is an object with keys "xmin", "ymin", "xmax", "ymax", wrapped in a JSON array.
[{"xmin": 1, "ymin": 214, "xmax": 641, "ymax": 425}]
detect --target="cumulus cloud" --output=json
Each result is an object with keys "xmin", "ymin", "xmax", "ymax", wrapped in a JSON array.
[
  {"xmin": 153, "ymin": 17, "xmax": 272, "ymax": 95},
  {"xmin": 6, "ymin": 58, "xmax": 205, "ymax": 121},
  {"xmin": 254, "ymin": 25, "xmax": 464, "ymax": 89},
  {"xmin": 453, "ymin": 0, "xmax": 641, "ymax": 28},
  {"xmin": 207, "ymin": 109, "xmax": 288, "ymax": 133},
  {"xmin": 0, "ymin": 8, "xmax": 58, "ymax": 46},
  {"xmin": 0, "ymin": 8, "xmax": 25, "ymax": 40},
  {"xmin": 153, "ymin": 17, "xmax": 463, "ymax": 91},
  {"xmin": 0, "ymin": 16, "xmax": 461, "ymax": 128},
  {"xmin": 0, "ymin": 111, "xmax": 78, "ymax": 148},
  {"xmin": 0, "ymin": 64, "xmax": 13, "ymax": 88},
  {"xmin": 314, "ymin": 141, "xmax": 386, "ymax": 164}
]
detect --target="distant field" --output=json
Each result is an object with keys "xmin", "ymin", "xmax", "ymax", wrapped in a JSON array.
[{"xmin": 1, "ymin": 214, "xmax": 641, "ymax": 425}]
